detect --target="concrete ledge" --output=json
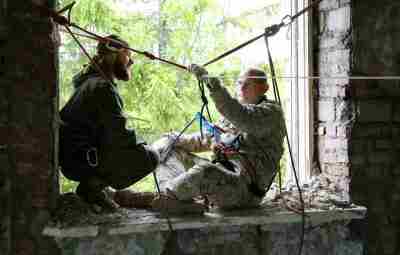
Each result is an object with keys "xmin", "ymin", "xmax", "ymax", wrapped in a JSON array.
[{"xmin": 43, "ymin": 206, "xmax": 366, "ymax": 238}]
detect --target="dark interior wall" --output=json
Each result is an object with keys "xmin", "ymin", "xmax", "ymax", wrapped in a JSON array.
[
  {"xmin": 0, "ymin": 1, "xmax": 60, "ymax": 254},
  {"xmin": 316, "ymin": 1, "xmax": 400, "ymax": 255},
  {"xmin": 350, "ymin": 1, "xmax": 400, "ymax": 255}
]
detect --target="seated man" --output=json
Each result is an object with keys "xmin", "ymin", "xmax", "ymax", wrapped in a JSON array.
[
  {"xmin": 59, "ymin": 35, "xmax": 159, "ymax": 212},
  {"xmin": 152, "ymin": 65, "xmax": 285, "ymax": 211}
]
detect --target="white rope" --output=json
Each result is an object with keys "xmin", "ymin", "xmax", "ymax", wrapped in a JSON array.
[{"xmin": 203, "ymin": 75, "xmax": 400, "ymax": 80}]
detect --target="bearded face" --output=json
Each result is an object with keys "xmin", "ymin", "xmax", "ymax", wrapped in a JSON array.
[
  {"xmin": 112, "ymin": 49, "xmax": 132, "ymax": 81},
  {"xmin": 113, "ymin": 56, "xmax": 131, "ymax": 81}
]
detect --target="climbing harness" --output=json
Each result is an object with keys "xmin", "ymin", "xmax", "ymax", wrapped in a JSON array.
[{"xmin": 86, "ymin": 147, "xmax": 99, "ymax": 168}]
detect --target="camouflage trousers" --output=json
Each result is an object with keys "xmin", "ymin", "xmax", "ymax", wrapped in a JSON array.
[{"xmin": 155, "ymin": 149, "xmax": 261, "ymax": 209}]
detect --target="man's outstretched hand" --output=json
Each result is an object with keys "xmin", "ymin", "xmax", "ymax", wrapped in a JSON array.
[
  {"xmin": 189, "ymin": 64, "xmax": 222, "ymax": 90},
  {"xmin": 189, "ymin": 64, "xmax": 208, "ymax": 81}
]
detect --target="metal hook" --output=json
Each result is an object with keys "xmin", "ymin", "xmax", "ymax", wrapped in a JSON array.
[
  {"xmin": 57, "ymin": 1, "xmax": 76, "ymax": 23},
  {"xmin": 281, "ymin": 14, "xmax": 293, "ymax": 26}
]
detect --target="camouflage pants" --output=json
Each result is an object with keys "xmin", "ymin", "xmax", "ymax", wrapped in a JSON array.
[{"xmin": 155, "ymin": 149, "xmax": 261, "ymax": 209}]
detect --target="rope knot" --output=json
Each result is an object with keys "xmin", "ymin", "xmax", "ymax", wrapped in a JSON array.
[
  {"xmin": 144, "ymin": 52, "xmax": 156, "ymax": 60},
  {"xmin": 54, "ymin": 15, "xmax": 70, "ymax": 26}
]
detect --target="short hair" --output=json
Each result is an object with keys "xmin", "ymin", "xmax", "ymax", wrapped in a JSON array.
[
  {"xmin": 244, "ymin": 68, "xmax": 268, "ymax": 85},
  {"xmin": 97, "ymin": 34, "xmax": 129, "ymax": 55}
]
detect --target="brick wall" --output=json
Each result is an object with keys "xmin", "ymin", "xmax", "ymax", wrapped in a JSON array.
[
  {"xmin": 316, "ymin": 0, "xmax": 400, "ymax": 255},
  {"xmin": 350, "ymin": 1, "xmax": 400, "ymax": 254},
  {"xmin": 0, "ymin": 1, "xmax": 60, "ymax": 254},
  {"xmin": 315, "ymin": 0, "xmax": 352, "ymax": 192}
]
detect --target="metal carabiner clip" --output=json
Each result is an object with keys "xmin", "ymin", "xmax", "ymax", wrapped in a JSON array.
[
  {"xmin": 281, "ymin": 15, "xmax": 293, "ymax": 26},
  {"xmin": 86, "ymin": 147, "xmax": 99, "ymax": 168}
]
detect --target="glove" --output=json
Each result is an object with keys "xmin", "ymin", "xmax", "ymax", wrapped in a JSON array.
[
  {"xmin": 189, "ymin": 64, "xmax": 222, "ymax": 90},
  {"xmin": 189, "ymin": 64, "xmax": 208, "ymax": 81},
  {"xmin": 151, "ymin": 132, "xmax": 178, "ymax": 154}
]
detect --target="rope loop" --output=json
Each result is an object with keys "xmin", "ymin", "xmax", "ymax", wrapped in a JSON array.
[{"xmin": 281, "ymin": 14, "xmax": 293, "ymax": 26}]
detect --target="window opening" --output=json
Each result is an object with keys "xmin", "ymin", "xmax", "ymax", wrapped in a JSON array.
[
  {"xmin": 285, "ymin": 0, "xmax": 312, "ymax": 185},
  {"xmin": 57, "ymin": 0, "xmax": 312, "ymax": 192}
]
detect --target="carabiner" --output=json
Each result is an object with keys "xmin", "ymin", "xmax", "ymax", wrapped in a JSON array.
[{"xmin": 86, "ymin": 147, "xmax": 99, "ymax": 168}]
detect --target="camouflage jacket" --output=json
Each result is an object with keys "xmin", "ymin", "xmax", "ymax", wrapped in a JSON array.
[{"xmin": 176, "ymin": 79, "xmax": 285, "ymax": 191}]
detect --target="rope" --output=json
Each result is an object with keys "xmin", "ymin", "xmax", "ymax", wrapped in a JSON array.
[
  {"xmin": 159, "ymin": 79, "xmax": 213, "ymax": 163},
  {"xmin": 63, "ymin": 26, "xmax": 114, "ymax": 86},
  {"xmin": 152, "ymin": 172, "xmax": 174, "ymax": 231},
  {"xmin": 200, "ymin": 75, "xmax": 400, "ymax": 80},
  {"xmin": 265, "ymin": 35, "xmax": 305, "ymax": 255},
  {"xmin": 33, "ymin": 0, "xmax": 323, "ymax": 72},
  {"xmin": 32, "ymin": 1, "xmax": 188, "ymax": 71},
  {"xmin": 203, "ymin": 0, "xmax": 323, "ymax": 67}
]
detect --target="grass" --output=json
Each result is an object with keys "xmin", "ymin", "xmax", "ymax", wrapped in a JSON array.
[{"xmin": 60, "ymin": 173, "xmax": 156, "ymax": 193}]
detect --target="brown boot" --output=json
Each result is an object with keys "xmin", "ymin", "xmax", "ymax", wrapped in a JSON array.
[
  {"xmin": 113, "ymin": 189, "xmax": 156, "ymax": 209},
  {"xmin": 76, "ymin": 178, "xmax": 119, "ymax": 213},
  {"xmin": 150, "ymin": 190, "xmax": 207, "ymax": 215}
]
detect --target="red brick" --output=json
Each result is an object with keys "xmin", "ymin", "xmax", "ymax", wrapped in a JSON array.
[
  {"xmin": 0, "ymin": 125, "xmax": 10, "ymax": 145},
  {"xmin": 15, "ymin": 239, "xmax": 35, "ymax": 255}
]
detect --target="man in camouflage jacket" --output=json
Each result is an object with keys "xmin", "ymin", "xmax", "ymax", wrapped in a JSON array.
[
  {"xmin": 153, "ymin": 65, "xmax": 285, "ymax": 210},
  {"xmin": 59, "ymin": 35, "xmax": 159, "ymax": 211}
]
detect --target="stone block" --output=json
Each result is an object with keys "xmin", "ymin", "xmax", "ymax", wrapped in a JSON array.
[
  {"xmin": 325, "ymin": 6, "xmax": 351, "ymax": 34},
  {"xmin": 321, "ymin": 163, "xmax": 350, "ymax": 177},
  {"xmin": 380, "ymin": 126, "xmax": 396, "ymax": 138},
  {"xmin": 351, "ymin": 124, "xmax": 384, "ymax": 138},
  {"xmin": 318, "ymin": 83, "xmax": 349, "ymax": 98},
  {"xmin": 319, "ymin": 0, "xmax": 340, "ymax": 11},
  {"xmin": 0, "ymin": 83, "xmax": 9, "ymax": 124},
  {"xmin": 336, "ymin": 99, "xmax": 353, "ymax": 122},
  {"xmin": 319, "ymin": 31, "xmax": 350, "ymax": 51},
  {"xmin": 375, "ymin": 140, "xmax": 393, "ymax": 150},
  {"xmin": 318, "ymin": 125, "xmax": 326, "ymax": 136},
  {"xmin": 394, "ymin": 103, "xmax": 400, "ymax": 122},
  {"xmin": 337, "ymin": 125, "xmax": 351, "ymax": 138},
  {"xmin": 318, "ymin": 137, "xmax": 349, "ymax": 163},
  {"xmin": 357, "ymin": 100, "xmax": 391, "ymax": 123},
  {"xmin": 367, "ymin": 152, "xmax": 394, "ymax": 165},
  {"xmin": 350, "ymin": 154, "xmax": 367, "ymax": 166},
  {"xmin": 318, "ymin": 99, "xmax": 336, "ymax": 122},
  {"xmin": 326, "ymin": 124, "xmax": 337, "ymax": 137},
  {"xmin": 319, "ymin": 49, "xmax": 350, "ymax": 76},
  {"xmin": 350, "ymin": 139, "xmax": 366, "ymax": 154},
  {"xmin": 376, "ymin": 81, "xmax": 400, "ymax": 98},
  {"xmin": 15, "ymin": 239, "xmax": 35, "ymax": 255},
  {"xmin": 351, "ymin": 80, "xmax": 385, "ymax": 99},
  {"xmin": 339, "ymin": 0, "xmax": 351, "ymax": 6}
]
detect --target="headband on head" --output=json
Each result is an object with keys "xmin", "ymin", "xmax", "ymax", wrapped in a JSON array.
[{"xmin": 97, "ymin": 34, "xmax": 129, "ymax": 55}]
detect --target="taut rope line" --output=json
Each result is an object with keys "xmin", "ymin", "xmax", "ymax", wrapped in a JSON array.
[
  {"xmin": 32, "ymin": 1, "xmax": 188, "ymax": 71},
  {"xmin": 203, "ymin": 0, "xmax": 323, "ymax": 67}
]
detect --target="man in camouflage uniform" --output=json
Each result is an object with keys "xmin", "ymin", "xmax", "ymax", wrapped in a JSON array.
[
  {"xmin": 152, "ymin": 65, "xmax": 285, "ymax": 210},
  {"xmin": 59, "ymin": 35, "xmax": 159, "ymax": 212}
]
